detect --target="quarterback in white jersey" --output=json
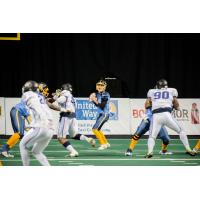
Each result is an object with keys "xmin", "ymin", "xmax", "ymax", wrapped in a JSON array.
[
  {"xmin": 49, "ymin": 83, "xmax": 95, "ymax": 157},
  {"xmin": 145, "ymin": 79, "xmax": 195, "ymax": 158},
  {"xmin": 19, "ymin": 80, "xmax": 54, "ymax": 166}
]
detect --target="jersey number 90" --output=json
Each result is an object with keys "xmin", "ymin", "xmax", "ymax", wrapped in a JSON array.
[{"xmin": 154, "ymin": 91, "xmax": 169, "ymax": 99}]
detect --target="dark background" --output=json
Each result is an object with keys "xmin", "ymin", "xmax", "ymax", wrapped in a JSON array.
[{"xmin": 0, "ymin": 33, "xmax": 199, "ymax": 98}]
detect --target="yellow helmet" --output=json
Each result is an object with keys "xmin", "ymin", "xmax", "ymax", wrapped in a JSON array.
[
  {"xmin": 96, "ymin": 80, "xmax": 107, "ymax": 92},
  {"xmin": 38, "ymin": 82, "xmax": 49, "ymax": 97}
]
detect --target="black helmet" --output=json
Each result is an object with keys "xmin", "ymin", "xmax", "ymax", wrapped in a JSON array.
[
  {"xmin": 156, "ymin": 79, "xmax": 168, "ymax": 89},
  {"xmin": 61, "ymin": 83, "xmax": 73, "ymax": 92},
  {"xmin": 22, "ymin": 80, "xmax": 38, "ymax": 94}
]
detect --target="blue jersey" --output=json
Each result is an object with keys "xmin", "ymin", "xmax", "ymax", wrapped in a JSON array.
[
  {"xmin": 14, "ymin": 101, "xmax": 29, "ymax": 118},
  {"xmin": 95, "ymin": 92, "xmax": 110, "ymax": 114}
]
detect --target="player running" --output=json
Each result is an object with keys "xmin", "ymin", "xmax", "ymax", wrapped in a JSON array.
[{"xmin": 48, "ymin": 83, "xmax": 96, "ymax": 157}]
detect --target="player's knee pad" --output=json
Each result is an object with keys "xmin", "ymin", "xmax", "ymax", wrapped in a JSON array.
[{"xmin": 131, "ymin": 134, "xmax": 141, "ymax": 141}]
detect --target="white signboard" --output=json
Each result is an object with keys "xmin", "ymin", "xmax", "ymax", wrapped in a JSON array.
[
  {"xmin": 0, "ymin": 98, "xmax": 5, "ymax": 135},
  {"xmin": 130, "ymin": 98, "xmax": 200, "ymax": 135},
  {"xmin": 4, "ymin": 98, "xmax": 131, "ymax": 136}
]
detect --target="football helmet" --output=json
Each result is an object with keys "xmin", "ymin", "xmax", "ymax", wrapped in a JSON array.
[
  {"xmin": 156, "ymin": 79, "xmax": 168, "ymax": 89},
  {"xmin": 61, "ymin": 83, "xmax": 73, "ymax": 92},
  {"xmin": 22, "ymin": 80, "xmax": 38, "ymax": 94},
  {"xmin": 96, "ymin": 79, "xmax": 107, "ymax": 92},
  {"xmin": 38, "ymin": 82, "xmax": 49, "ymax": 97}
]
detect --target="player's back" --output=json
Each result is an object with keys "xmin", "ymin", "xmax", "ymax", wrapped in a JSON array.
[
  {"xmin": 147, "ymin": 87, "xmax": 178, "ymax": 111},
  {"xmin": 22, "ymin": 91, "xmax": 54, "ymax": 128},
  {"xmin": 37, "ymin": 93, "xmax": 54, "ymax": 122}
]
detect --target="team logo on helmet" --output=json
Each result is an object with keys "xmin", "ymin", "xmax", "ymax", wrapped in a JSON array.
[{"xmin": 38, "ymin": 82, "xmax": 49, "ymax": 97}]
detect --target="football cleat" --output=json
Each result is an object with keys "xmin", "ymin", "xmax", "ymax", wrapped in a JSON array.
[
  {"xmin": 1, "ymin": 151, "xmax": 14, "ymax": 158},
  {"xmin": 145, "ymin": 153, "xmax": 153, "ymax": 158},
  {"xmin": 125, "ymin": 149, "xmax": 132, "ymax": 156},
  {"xmin": 98, "ymin": 144, "xmax": 108, "ymax": 150},
  {"xmin": 185, "ymin": 150, "xmax": 196, "ymax": 156},
  {"xmin": 106, "ymin": 143, "xmax": 111, "ymax": 148},
  {"xmin": 159, "ymin": 150, "xmax": 173, "ymax": 155},
  {"xmin": 88, "ymin": 138, "xmax": 96, "ymax": 147},
  {"xmin": 192, "ymin": 148, "xmax": 198, "ymax": 154},
  {"xmin": 69, "ymin": 150, "xmax": 79, "ymax": 157}
]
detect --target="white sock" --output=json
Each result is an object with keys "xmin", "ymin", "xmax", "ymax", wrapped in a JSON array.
[
  {"xmin": 66, "ymin": 145, "xmax": 76, "ymax": 152},
  {"xmin": 148, "ymin": 137, "xmax": 155, "ymax": 155},
  {"xmin": 179, "ymin": 131, "xmax": 191, "ymax": 151}
]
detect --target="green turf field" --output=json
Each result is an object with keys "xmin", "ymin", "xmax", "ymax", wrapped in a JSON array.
[{"xmin": 0, "ymin": 138, "xmax": 200, "ymax": 166}]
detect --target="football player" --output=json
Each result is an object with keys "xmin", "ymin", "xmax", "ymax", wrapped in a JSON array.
[
  {"xmin": 145, "ymin": 79, "xmax": 195, "ymax": 158},
  {"xmin": 89, "ymin": 79, "xmax": 110, "ymax": 150},
  {"xmin": 125, "ymin": 106, "xmax": 172, "ymax": 156},
  {"xmin": 48, "ymin": 83, "xmax": 96, "ymax": 157},
  {"xmin": 19, "ymin": 80, "xmax": 54, "ymax": 166},
  {"xmin": 0, "ymin": 94, "xmax": 32, "ymax": 158}
]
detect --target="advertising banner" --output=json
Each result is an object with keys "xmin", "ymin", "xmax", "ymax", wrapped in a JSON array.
[
  {"xmin": 4, "ymin": 98, "xmax": 131, "ymax": 135},
  {"xmin": 0, "ymin": 98, "xmax": 5, "ymax": 135},
  {"xmin": 130, "ymin": 99, "xmax": 200, "ymax": 135}
]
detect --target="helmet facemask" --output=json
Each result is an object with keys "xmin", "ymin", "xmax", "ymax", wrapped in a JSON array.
[
  {"xmin": 38, "ymin": 83, "xmax": 49, "ymax": 97},
  {"xmin": 96, "ymin": 80, "xmax": 107, "ymax": 93}
]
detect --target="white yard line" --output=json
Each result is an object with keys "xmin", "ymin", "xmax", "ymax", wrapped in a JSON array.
[
  {"xmin": 2, "ymin": 158, "xmax": 200, "ymax": 162},
  {"xmin": 184, "ymin": 163, "xmax": 198, "ymax": 165}
]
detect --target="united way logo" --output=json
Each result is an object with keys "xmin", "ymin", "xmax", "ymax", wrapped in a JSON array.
[{"xmin": 76, "ymin": 100, "xmax": 118, "ymax": 120}]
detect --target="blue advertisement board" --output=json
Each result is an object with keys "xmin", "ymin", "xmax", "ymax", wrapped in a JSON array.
[{"xmin": 76, "ymin": 100, "xmax": 118, "ymax": 120}]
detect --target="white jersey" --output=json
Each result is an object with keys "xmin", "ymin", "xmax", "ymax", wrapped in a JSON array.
[
  {"xmin": 147, "ymin": 87, "xmax": 178, "ymax": 111},
  {"xmin": 22, "ymin": 91, "xmax": 54, "ymax": 129},
  {"xmin": 55, "ymin": 90, "xmax": 76, "ymax": 114}
]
